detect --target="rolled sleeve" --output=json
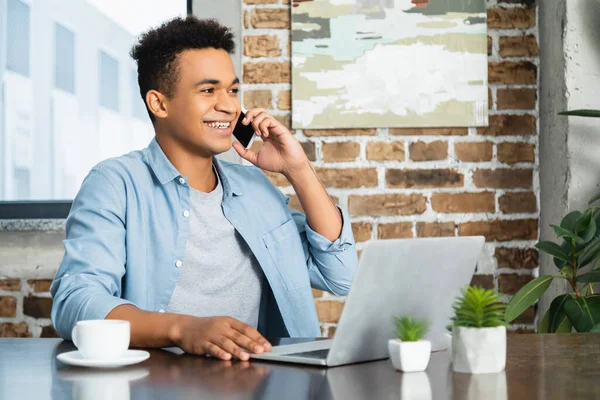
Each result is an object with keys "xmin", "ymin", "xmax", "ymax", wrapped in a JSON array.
[
  {"xmin": 292, "ymin": 206, "xmax": 359, "ymax": 296},
  {"xmin": 50, "ymin": 168, "xmax": 134, "ymax": 340},
  {"xmin": 304, "ymin": 206, "xmax": 354, "ymax": 253}
]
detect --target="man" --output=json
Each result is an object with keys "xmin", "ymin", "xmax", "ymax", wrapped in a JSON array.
[{"xmin": 50, "ymin": 17, "xmax": 358, "ymax": 361}]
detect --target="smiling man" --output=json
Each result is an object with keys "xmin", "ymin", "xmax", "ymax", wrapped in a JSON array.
[{"xmin": 50, "ymin": 17, "xmax": 358, "ymax": 361}]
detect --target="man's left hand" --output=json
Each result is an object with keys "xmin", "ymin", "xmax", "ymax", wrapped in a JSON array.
[{"xmin": 232, "ymin": 108, "xmax": 309, "ymax": 177}]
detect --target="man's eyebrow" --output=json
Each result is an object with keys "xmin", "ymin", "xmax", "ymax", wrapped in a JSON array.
[{"xmin": 195, "ymin": 78, "xmax": 240, "ymax": 86}]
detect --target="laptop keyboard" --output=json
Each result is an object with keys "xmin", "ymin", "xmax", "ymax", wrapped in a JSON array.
[{"xmin": 285, "ymin": 349, "xmax": 330, "ymax": 360}]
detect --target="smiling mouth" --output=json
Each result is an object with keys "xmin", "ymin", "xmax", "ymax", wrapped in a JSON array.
[{"xmin": 204, "ymin": 121, "xmax": 232, "ymax": 129}]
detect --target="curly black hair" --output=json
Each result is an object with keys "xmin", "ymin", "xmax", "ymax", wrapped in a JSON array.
[{"xmin": 130, "ymin": 16, "xmax": 235, "ymax": 122}]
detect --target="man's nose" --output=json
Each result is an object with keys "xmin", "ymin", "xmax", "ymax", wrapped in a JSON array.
[{"xmin": 215, "ymin": 91, "xmax": 237, "ymax": 114}]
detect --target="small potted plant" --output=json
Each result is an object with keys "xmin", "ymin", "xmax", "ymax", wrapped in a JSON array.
[
  {"xmin": 451, "ymin": 286, "xmax": 507, "ymax": 374},
  {"xmin": 388, "ymin": 316, "xmax": 431, "ymax": 372}
]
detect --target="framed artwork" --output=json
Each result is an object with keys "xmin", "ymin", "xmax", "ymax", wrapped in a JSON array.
[{"xmin": 291, "ymin": 0, "xmax": 488, "ymax": 129}]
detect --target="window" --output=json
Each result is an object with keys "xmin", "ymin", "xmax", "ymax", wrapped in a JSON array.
[
  {"xmin": 6, "ymin": 0, "xmax": 30, "ymax": 77},
  {"xmin": 54, "ymin": 23, "xmax": 76, "ymax": 94},
  {"xmin": 99, "ymin": 51, "xmax": 120, "ymax": 111},
  {"xmin": 0, "ymin": 0, "xmax": 187, "ymax": 209}
]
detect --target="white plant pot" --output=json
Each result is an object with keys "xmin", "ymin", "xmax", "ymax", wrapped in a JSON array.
[
  {"xmin": 451, "ymin": 326, "xmax": 506, "ymax": 374},
  {"xmin": 388, "ymin": 339, "xmax": 431, "ymax": 372}
]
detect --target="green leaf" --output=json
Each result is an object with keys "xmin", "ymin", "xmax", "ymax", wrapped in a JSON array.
[
  {"xmin": 551, "ymin": 224, "xmax": 578, "ymax": 240},
  {"xmin": 561, "ymin": 211, "xmax": 582, "ymax": 232},
  {"xmin": 559, "ymin": 109, "xmax": 600, "ymax": 118},
  {"xmin": 578, "ymin": 237, "xmax": 600, "ymax": 267},
  {"xmin": 590, "ymin": 323, "xmax": 600, "ymax": 332},
  {"xmin": 556, "ymin": 317, "xmax": 573, "ymax": 333},
  {"xmin": 548, "ymin": 294, "xmax": 571, "ymax": 333},
  {"xmin": 537, "ymin": 308, "xmax": 549, "ymax": 333},
  {"xmin": 576, "ymin": 271, "xmax": 600, "ymax": 284},
  {"xmin": 451, "ymin": 286, "xmax": 506, "ymax": 328},
  {"xmin": 535, "ymin": 241, "xmax": 571, "ymax": 262},
  {"xmin": 505, "ymin": 275, "xmax": 555, "ymax": 323},
  {"xmin": 578, "ymin": 215, "xmax": 597, "ymax": 244},
  {"xmin": 564, "ymin": 296, "xmax": 600, "ymax": 332}
]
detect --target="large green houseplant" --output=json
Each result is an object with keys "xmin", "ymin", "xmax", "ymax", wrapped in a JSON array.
[{"xmin": 506, "ymin": 109, "xmax": 600, "ymax": 333}]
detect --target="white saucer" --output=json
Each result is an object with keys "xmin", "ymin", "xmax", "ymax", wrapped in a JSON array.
[{"xmin": 57, "ymin": 350, "xmax": 150, "ymax": 368}]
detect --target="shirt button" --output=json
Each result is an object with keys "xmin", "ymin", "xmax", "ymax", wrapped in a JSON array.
[
  {"xmin": 183, "ymin": 210, "xmax": 190, "ymax": 218},
  {"xmin": 159, "ymin": 309, "xmax": 165, "ymax": 313},
  {"xmin": 178, "ymin": 177, "xmax": 186, "ymax": 185},
  {"xmin": 175, "ymin": 260, "xmax": 182, "ymax": 268}
]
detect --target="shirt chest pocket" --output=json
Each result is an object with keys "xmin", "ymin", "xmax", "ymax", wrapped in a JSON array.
[{"xmin": 262, "ymin": 218, "xmax": 310, "ymax": 291}]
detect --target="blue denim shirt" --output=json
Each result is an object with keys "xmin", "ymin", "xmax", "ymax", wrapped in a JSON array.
[{"xmin": 50, "ymin": 138, "xmax": 358, "ymax": 340}]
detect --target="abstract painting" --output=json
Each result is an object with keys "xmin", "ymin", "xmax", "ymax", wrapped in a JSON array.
[{"xmin": 291, "ymin": 0, "xmax": 488, "ymax": 129}]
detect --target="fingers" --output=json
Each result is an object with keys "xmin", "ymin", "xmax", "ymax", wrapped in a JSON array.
[
  {"xmin": 232, "ymin": 141, "xmax": 259, "ymax": 166},
  {"xmin": 244, "ymin": 109, "xmax": 279, "ymax": 139},
  {"xmin": 230, "ymin": 320, "xmax": 272, "ymax": 351},
  {"xmin": 214, "ymin": 336, "xmax": 250, "ymax": 361},
  {"xmin": 204, "ymin": 342, "xmax": 232, "ymax": 361},
  {"xmin": 226, "ymin": 329, "xmax": 265, "ymax": 354},
  {"xmin": 243, "ymin": 108, "xmax": 266, "ymax": 123}
]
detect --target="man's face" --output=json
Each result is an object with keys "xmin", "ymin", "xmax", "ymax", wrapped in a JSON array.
[{"xmin": 163, "ymin": 48, "xmax": 241, "ymax": 157}]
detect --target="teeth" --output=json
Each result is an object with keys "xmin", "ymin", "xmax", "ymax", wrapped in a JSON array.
[{"xmin": 206, "ymin": 122, "xmax": 230, "ymax": 129}]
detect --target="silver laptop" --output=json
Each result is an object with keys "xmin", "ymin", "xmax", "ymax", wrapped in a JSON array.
[{"xmin": 250, "ymin": 236, "xmax": 485, "ymax": 367}]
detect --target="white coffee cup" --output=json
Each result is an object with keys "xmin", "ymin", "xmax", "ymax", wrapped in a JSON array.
[{"xmin": 71, "ymin": 320, "xmax": 130, "ymax": 360}]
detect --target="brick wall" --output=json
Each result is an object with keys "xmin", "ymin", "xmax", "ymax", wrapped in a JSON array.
[
  {"xmin": 0, "ymin": 279, "xmax": 58, "ymax": 338},
  {"xmin": 0, "ymin": 0, "xmax": 539, "ymax": 338},
  {"xmin": 243, "ymin": 0, "xmax": 539, "ymax": 336}
]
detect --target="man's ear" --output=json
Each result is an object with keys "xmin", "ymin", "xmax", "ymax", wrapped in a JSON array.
[{"xmin": 146, "ymin": 90, "xmax": 168, "ymax": 120}]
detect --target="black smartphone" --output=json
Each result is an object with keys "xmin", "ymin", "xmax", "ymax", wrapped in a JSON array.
[{"xmin": 233, "ymin": 110, "xmax": 255, "ymax": 148}]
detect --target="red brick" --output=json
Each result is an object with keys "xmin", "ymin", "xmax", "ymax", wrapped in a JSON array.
[
  {"xmin": 499, "ymin": 192, "xmax": 537, "ymax": 213},
  {"xmin": 0, "ymin": 297, "xmax": 17, "ymax": 317},
  {"xmin": 244, "ymin": 35, "xmax": 281, "ymax": 58},
  {"xmin": 487, "ymin": 7, "xmax": 536, "ymax": 29},
  {"xmin": 23, "ymin": 296, "xmax": 53, "ymax": 319},
  {"xmin": 244, "ymin": 90, "xmax": 272, "ymax": 109},
  {"xmin": 488, "ymin": 61, "xmax": 537, "ymax": 85},
  {"xmin": 251, "ymin": 9, "xmax": 290, "ymax": 29},
  {"xmin": 366, "ymin": 142, "xmax": 405, "ymax": 161},
  {"xmin": 386, "ymin": 169, "xmax": 463, "ymax": 189},
  {"xmin": 432, "ymin": 192, "xmax": 495, "ymax": 213},
  {"xmin": 322, "ymin": 142, "xmax": 360, "ymax": 162},
  {"xmin": 28, "ymin": 279, "xmax": 52, "ymax": 293},
  {"xmin": 0, "ymin": 280, "xmax": 20, "ymax": 291},
  {"xmin": 417, "ymin": 222, "xmax": 455, "ymax": 238},
  {"xmin": 497, "ymin": 88, "xmax": 536, "ymax": 110},
  {"xmin": 498, "ymin": 274, "xmax": 534, "ymax": 295},
  {"xmin": 277, "ymin": 90, "xmax": 291, "ymax": 110},
  {"xmin": 454, "ymin": 142, "xmax": 493, "ymax": 162},
  {"xmin": 315, "ymin": 301, "xmax": 344, "ymax": 323},
  {"xmin": 498, "ymin": 142, "xmax": 535, "ymax": 164},
  {"xmin": 409, "ymin": 141, "xmax": 448, "ymax": 161},
  {"xmin": 352, "ymin": 222, "xmax": 373, "ymax": 242},
  {"xmin": 390, "ymin": 128, "xmax": 468, "ymax": 136},
  {"xmin": 470, "ymin": 275, "xmax": 494, "ymax": 290},
  {"xmin": 243, "ymin": 62, "xmax": 290, "ymax": 84},
  {"xmin": 499, "ymin": 35, "xmax": 539, "ymax": 57},
  {"xmin": 349, "ymin": 194, "xmax": 427, "ymax": 216},
  {"xmin": 473, "ymin": 169, "xmax": 532, "ymax": 189},
  {"xmin": 459, "ymin": 219, "xmax": 538, "ymax": 242},
  {"xmin": 0, "ymin": 323, "xmax": 31, "ymax": 338},
  {"xmin": 316, "ymin": 168, "xmax": 378, "ymax": 188},
  {"xmin": 41, "ymin": 325, "xmax": 60, "ymax": 338},
  {"xmin": 477, "ymin": 115, "xmax": 536, "ymax": 136},
  {"xmin": 377, "ymin": 223, "xmax": 413, "ymax": 239},
  {"xmin": 495, "ymin": 247, "xmax": 538, "ymax": 269}
]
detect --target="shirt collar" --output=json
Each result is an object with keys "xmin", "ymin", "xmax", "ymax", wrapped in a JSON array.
[{"xmin": 146, "ymin": 137, "xmax": 244, "ymax": 196}]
